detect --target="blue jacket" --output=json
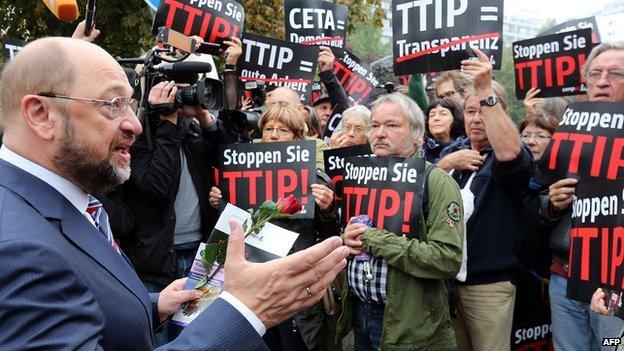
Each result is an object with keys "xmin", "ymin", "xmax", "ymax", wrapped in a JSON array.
[{"xmin": 441, "ymin": 139, "xmax": 533, "ymax": 285}]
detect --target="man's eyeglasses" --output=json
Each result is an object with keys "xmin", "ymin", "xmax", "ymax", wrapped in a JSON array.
[
  {"xmin": 436, "ymin": 89, "xmax": 463, "ymax": 100},
  {"xmin": 521, "ymin": 132, "xmax": 551, "ymax": 142},
  {"xmin": 37, "ymin": 93, "xmax": 139, "ymax": 119},
  {"xmin": 263, "ymin": 127, "xmax": 293, "ymax": 136},
  {"xmin": 586, "ymin": 70, "xmax": 624, "ymax": 83}
]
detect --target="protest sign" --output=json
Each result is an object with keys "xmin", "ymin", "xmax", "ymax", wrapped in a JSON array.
[
  {"xmin": 342, "ymin": 156, "xmax": 426, "ymax": 236},
  {"xmin": 171, "ymin": 203, "xmax": 299, "ymax": 327},
  {"xmin": 512, "ymin": 28, "xmax": 593, "ymax": 99},
  {"xmin": 2, "ymin": 38, "xmax": 26, "ymax": 61},
  {"xmin": 311, "ymin": 81, "xmax": 323, "ymax": 104},
  {"xmin": 324, "ymin": 144, "xmax": 373, "ymax": 223},
  {"xmin": 152, "ymin": 0, "xmax": 244, "ymax": 45},
  {"xmin": 540, "ymin": 16, "xmax": 601, "ymax": 44},
  {"xmin": 392, "ymin": 0, "xmax": 504, "ymax": 75},
  {"xmin": 239, "ymin": 33, "xmax": 319, "ymax": 102},
  {"xmin": 538, "ymin": 102, "xmax": 624, "ymax": 185},
  {"xmin": 332, "ymin": 47, "xmax": 379, "ymax": 105},
  {"xmin": 284, "ymin": 0, "xmax": 348, "ymax": 48},
  {"xmin": 217, "ymin": 140, "xmax": 316, "ymax": 219}
]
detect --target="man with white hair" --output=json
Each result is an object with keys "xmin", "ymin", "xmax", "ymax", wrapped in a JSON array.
[{"xmin": 337, "ymin": 92, "xmax": 464, "ymax": 350}]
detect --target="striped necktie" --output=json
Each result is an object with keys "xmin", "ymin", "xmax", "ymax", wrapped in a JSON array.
[{"xmin": 86, "ymin": 195, "xmax": 120, "ymax": 254}]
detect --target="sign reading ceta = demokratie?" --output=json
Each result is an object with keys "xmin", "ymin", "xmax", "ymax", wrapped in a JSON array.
[
  {"xmin": 540, "ymin": 16, "xmax": 601, "ymax": 44},
  {"xmin": 284, "ymin": 0, "xmax": 348, "ymax": 48},
  {"xmin": 216, "ymin": 140, "xmax": 317, "ymax": 219},
  {"xmin": 331, "ymin": 48, "xmax": 379, "ymax": 105},
  {"xmin": 392, "ymin": 0, "xmax": 503, "ymax": 75},
  {"xmin": 342, "ymin": 157, "xmax": 426, "ymax": 237},
  {"xmin": 152, "ymin": 0, "xmax": 244, "ymax": 46},
  {"xmin": 512, "ymin": 28, "xmax": 593, "ymax": 100},
  {"xmin": 538, "ymin": 102, "xmax": 624, "ymax": 185},
  {"xmin": 239, "ymin": 33, "xmax": 320, "ymax": 102}
]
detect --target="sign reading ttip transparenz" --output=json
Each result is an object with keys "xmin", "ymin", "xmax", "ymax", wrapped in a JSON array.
[
  {"xmin": 332, "ymin": 48, "xmax": 380, "ymax": 105},
  {"xmin": 284, "ymin": 0, "xmax": 348, "ymax": 48},
  {"xmin": 536, "ymin": 102, "xmax": 624, "ymax": 305},
  {"xmin": 239, "ymin": 33, "xmax": 319, "ymax": 102},
  {"xmin": 540, "ymin": 16, "xmax": 601, "ymax": 44},
  {"xmin": 152, "ymin": 0, "xmax": 244, "ymax": 45},
  {"xmin": 217, "ymin": 140, "xmax": 316, "ymax": 219},
  {"xmin": 392, "ymin": 0, "xmax": 504, "ymax": 75},
  {"xmin": 2, "ymin": 38, "xmax": 26, "ymax": 61},
  {"xmin": 341, "ymin": 157, "xmax": 426, "ymax": 236},
  {"xmin": 512, "ymin": 28, "xmax": 593, "ymax": 100}
]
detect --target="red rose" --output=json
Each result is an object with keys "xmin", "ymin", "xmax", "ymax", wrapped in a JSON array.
[{"xmin": 277, "ymin": 195, "xmax": 302, "ymax": 215}]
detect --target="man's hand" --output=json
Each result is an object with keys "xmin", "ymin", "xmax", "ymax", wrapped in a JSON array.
[
  {"xmin": 311, "ymin": 184, "xmax": 334, "ymax": 212},
  {"xmin": 524, "ymin": 87, "xmax": 543, "ymax": 116},
  {"xmin": 209, "ymin": 186, "xmax": 222, "ymax": 209},
  {"xmin": 148, "ymin": 81, "xmax": 179, "ymax": 124},
  {"xmin": 548, "ymin": 178, "xmax": 577, "ymax": 212},
  {"xmin": 328, "ymin": 130, "xmax": 348, "ymax": 148},
  {"xmin": 317, "ymin": 46, "xmax": 335, "ymax": 72},
  {"xmin": 223, "ymin": 37, "xmax": 243, "ymax": 65},
  {"xmin": 438, "ymin": 149, "xmax": 485, "ymax": 172},
  {"xmin": 223, "ymin": 219, "xmax": 349, "ymax": 329},
  {"xmin": 342, "ymin": 222, "xmax": 368, "ymax": 255},
  {"xmin": 157, "ymin": 278, "xmax": 202, "ymax": 322},
  {"xmin": 71, "ymin": 20, "xmax": 100, "ymax": 42},
  {"xmin": 460, "ymin": 47, "xmax": 493, "ymax": 97},
  {"xmin": 590, "ymin": 288, "xmax": 610, "ymax": 315}
]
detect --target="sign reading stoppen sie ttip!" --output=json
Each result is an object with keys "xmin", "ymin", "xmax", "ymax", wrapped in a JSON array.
[
  {"xmin": 392, "ymin": 0, "xmax": 503, "ymax": 75},
  {"xmin": 239, "ymin": 33, "xmax": 320, "ymax": 102},
  {"xmin": 152, "ymin": 0, "xmax": 244, "ymax": 46},
  {"xmin": 284, "ymin": 0, "xmax": 348, "ymax": 48}
]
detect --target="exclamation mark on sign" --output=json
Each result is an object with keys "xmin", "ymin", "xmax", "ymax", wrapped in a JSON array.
[
  {"xmin": 402, "ymin": 192, "xmax": 413, "ymax": 234},
  {"xmin": 301, "ymin": 169, "xmax": 308, "ymax": 205}
]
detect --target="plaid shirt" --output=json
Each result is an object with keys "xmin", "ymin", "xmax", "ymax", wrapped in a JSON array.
[{"xmin": 347, "ymin": 256, "xmax": 387, "ymax": 304}]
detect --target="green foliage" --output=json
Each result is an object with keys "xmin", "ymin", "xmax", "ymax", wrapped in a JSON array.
[
  {"xmin": 346, "ymin": 15, "xmax": 391, "ymax": 63},
  {"xmin": 0, "ymin": 0, "xmax": 154, "ymax": 60}
]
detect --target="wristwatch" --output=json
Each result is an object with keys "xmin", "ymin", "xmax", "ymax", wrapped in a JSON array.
[{"xmin": 479, "ymin": 96, "xmax": 498, "ymax": 107}]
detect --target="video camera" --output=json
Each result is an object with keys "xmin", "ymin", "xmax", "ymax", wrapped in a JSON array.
[{"xmin": 227, "ymin": 80, "xmax": 266, "ymax": 133}]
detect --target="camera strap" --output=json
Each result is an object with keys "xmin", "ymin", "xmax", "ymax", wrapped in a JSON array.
[{"xmin": 150, "ymin": 103, "xmax": 177, "ymax": 117}]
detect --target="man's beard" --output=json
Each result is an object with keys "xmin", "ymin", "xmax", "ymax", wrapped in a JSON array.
[{"xmin": 53, "ymin": 116, "xmax": 132, "ymax": 194}]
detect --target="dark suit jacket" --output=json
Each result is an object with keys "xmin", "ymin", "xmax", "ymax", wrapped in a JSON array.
[{"xmin": 0, "ymin": 160, "xmax": 267, "ymax": 350}]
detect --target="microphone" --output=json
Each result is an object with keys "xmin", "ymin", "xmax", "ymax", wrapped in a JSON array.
[
  {"xmin": 84, "ymin": 0, "xmax": 98, "ymax": 36},
  {"xmin": 42, "ymin": 0, "xmax": 79, "ymax": 21},
  {"xmin": 152, "ymin": 61, "xmax": 213, "ymax": 74}
]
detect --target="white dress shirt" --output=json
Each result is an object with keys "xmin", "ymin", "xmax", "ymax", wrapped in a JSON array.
[{"xmin": 0, "ymin": 145, "xmax": 266, "ymax": 336}]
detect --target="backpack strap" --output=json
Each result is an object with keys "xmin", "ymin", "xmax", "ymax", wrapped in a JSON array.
[{"xmin": 415, "ymin": 163, "xmax": 437, "ymax": 241}]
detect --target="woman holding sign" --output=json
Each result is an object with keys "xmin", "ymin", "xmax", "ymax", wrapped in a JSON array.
[{"xmin": 210, "ymin": 104, "xmax": 340, "ymax": 351}]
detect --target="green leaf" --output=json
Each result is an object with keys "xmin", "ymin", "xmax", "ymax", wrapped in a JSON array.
[
  {"xmin": 200, "ymin": 243, "xmax": 221, "ymax": 273},
  {"xmin": 194, "ymin": 277, "xmax": 208, "ymax": 289}
]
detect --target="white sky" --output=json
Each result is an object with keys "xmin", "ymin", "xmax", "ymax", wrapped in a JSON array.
[{"xmin": 505, "ymin": 0, "xmax": 615, "ymax": 22}]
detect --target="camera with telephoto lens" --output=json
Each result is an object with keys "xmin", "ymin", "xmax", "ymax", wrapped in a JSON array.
[{"xmin": 225, "ymin": 80, "xmax": 267, "ymax": 133}]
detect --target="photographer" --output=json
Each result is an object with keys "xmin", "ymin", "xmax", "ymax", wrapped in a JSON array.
[{"xmin": 120, "ymin": 50, "xmax": 238, "ymax": 344}]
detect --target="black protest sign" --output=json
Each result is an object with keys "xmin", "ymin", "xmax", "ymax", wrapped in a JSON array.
[
  {"xmin": 540, "ymin": 16, "xmax": 601, "ymax": 44},
  {"xmin": 512, "ymin": 28, "xmax": 593, "ymax": 99},
  {"xmin": 537, "ymin": 102, "xmax": 624, "ymax": 185},
  {"xmin": 239, "ymin": 33, "xmax": 319, "ymax": 102},
  {"xmin": 311, "ymin": 81, "xmax": 322, "ymax": 104},
  {"xmin": 217, "ymin": 140, "xmax": 316, "ymax": 219},
  {"xmin": 332, "ymin": 48, "xmax": 379, "ymax": 105},
  {"xmin": 2, "ymin": 38, "xmax": 26, "ymax": 61},
  {"xmin": 342, "ymin": 156, "xmax": 426, "ymax": 236},
  {"xmin": 392, "ymin": 0, "xmax": 503, "ymax": 75},
  {"xmin": 152, "ymin": 0, "xmax": 244, "ymax": 45},
  {"xmin": 565, "ymin": 179, "xmax": 624, "ymax": 306},
  {"xmin": 284, "ymin": 0, "xmax": 348, "ymax": 48},
  {"xmin": 324, "ymin": 144, "xmax": 373, "ymax": 224}
]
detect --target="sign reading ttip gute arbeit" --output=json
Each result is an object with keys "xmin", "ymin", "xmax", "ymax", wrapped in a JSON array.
[
  {"xmin": 152, "ymin": 0, "xmax": 244, "ymax": 45},
  {"xmin": 2, "ymin": 39, "xmax": 26, "ymax": 61},
  {"xmin": 540, "ymin": 16, "xmax": 601, "ymax": 44},
  {"xmin": 239, "ymin": 33, "xmax": 320, "ymax": 102},
  {"xmin": 392, "ymin": 0, "xmax": 504, "ymax": 75},
  {"xmin": 284, "ymin": 0, "xmax": 348, "ymax": 48},
  {"xmin": 512, "ymin": 28, "xmax": 593, "ymax": 100}
]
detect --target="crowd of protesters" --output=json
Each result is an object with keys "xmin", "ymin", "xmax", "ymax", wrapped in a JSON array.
[{"xmin": 1, "ymin": 15, "xmax": 624, "ymax": 351}]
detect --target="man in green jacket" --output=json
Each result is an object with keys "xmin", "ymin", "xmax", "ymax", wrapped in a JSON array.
[{"xmin": 338, "ymin": 92, "xmax": 463, "ymax": 350}]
